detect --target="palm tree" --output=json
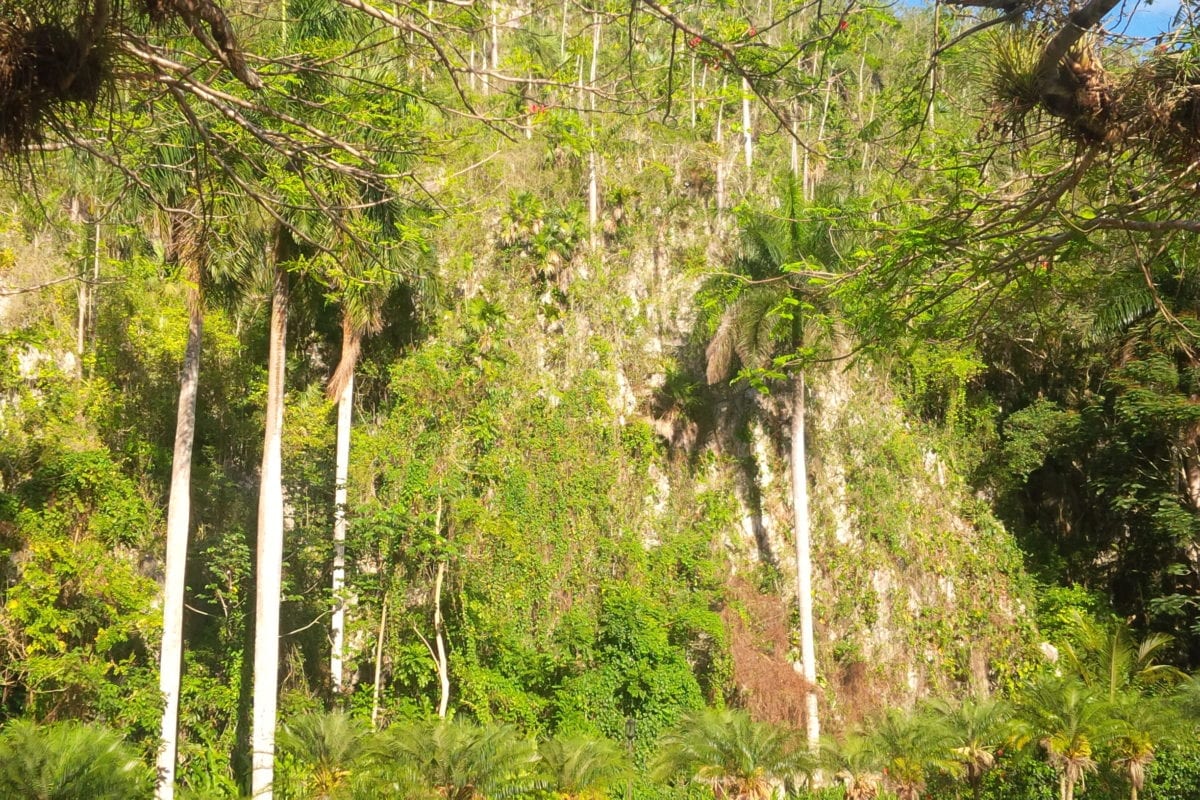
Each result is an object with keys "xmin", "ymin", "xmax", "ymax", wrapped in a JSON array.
[
  {"xmin": 1058, "ymin": 612, "xmax": 1185, "ymax": 701},
  {"xmin": 819, "ymin": 730, "xmax": 883, "ymax": 800},
  {"xmin": 1014, "ymin": 677, "xmax": 1114, "ymax": 800},
  {"xmin": 1106, "ymin": 693, "xmax": 1181, "ymax": 800},
  {"xmin": 326, "ymin": 197, "xmax": 431, "ymax": 697},
  {"xmin": 374, "ymin": 718, "xmax": 539, "ymax": 800},
  {"xmin": 0, "ymin": 719, "xmax": 153, "ymax": 800},
  {"xmin": 277, "ymin": 711, "xmax": 374, "ymax": 799},
  {"xmin": 651, "ymin": 708, "xmax": 812, "ymax": 800},
  {"xmin": 138, "ymin": 127, "xmax": 219, "ymax": 800},
  {"xmin": 251, "ymin": 224, "xmax": 293, "ymax": 800},
  {"xmin": 1175, "ymin": 672, "xmax": 1200, "ymax": 723},
  {"xmin": 705, "ymin": 180, "xmax": 840, "ymax": 750},
  {"xmin": 932, "ymin": 696, "xmax": 1012, "ymax": 800},
  {"xmin": 537, "ymin": 733, "xmax": 631, "ymax": 800},
  {"xmin": 869, "ymin": 706, "xmax": 956, "ymax": 800},
  {"xmin": 155, "ymin": 198, "xmax": 206, "ymax": 800}
]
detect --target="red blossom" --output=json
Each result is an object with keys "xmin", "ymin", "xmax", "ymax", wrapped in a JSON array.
[
  {"xmin": 747, "ymin": 25, "xmax": 757, "ymax": 37},
  {"xmin": 687, "ymin": 35, "xmax": 701, "ymax": 48},
  {"xmin": 838, "ymin": 19, "xmax": 849, "ymax": 30}
]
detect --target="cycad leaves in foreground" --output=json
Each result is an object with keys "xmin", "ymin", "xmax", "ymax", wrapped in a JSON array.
[
  {"xmin": 870, "ymin": 706, "xmax": 956, "ymax": 800},
  {"xmin": 377, "ymin": 718, "xmax": 539, "ymax": 800},
  {"xmin": 277, "ymin": 711, "xmax": 373, "ymax": 799},
  {"xmin": 0, "ymin": 719, "xmax": 152, "ymax": 800},
  {"xmin": 1014, "ymin": 677, "xmax": 1110, "ymax": 800},
  {"xmin": 935, "ymin": 696, "xmax": 1011, "ymax": 800},
  {"xmin": 819, "ymin": 731, "xmax": 883, "ymax": 800},
  {"xmin": 652, "ymin": 708, "xmax": 812, "ymax": 800},
  {"xmin": 537, "ymin": 733, "xmax": 631, "ymax": 799}
]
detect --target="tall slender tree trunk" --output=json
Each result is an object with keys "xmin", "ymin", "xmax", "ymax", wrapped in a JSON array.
[
  {"xmin": 370, "ymin": 598, "xmax": 388, "ymax": 728},
  {"xmin": 715, "ymin": 76, "xmax": 727, "ymax": 214},
  {"xmin": 560, "ymin": 0, "xmax": 568, "ymax": 60},
  {"xmin": 329, "ymin": 371, "xmax": 353, "ymax": 695},
  {"xmin": 587, "ymin": 12, "xmax": 601, "ymax": 248},
  {"xmin": 251, "ymin": 238, "xmax": 289, "ymax": 800},
  {"xmin": 329, "ymin": 320, "xmax": 360, "ymax": 697},
  {"xmin": 791, "ymin": 369, "xmax": 820, "ymax": 750},
  {"xmin": 155, "ymin": 251, "xmax": 204, "ymax": 800},
  {"xmin": 433, "ymin": 560, "xmax": 449, "ymax": 718},
  {"xmin": 741, "ymin": 77, "xmax": 753, "ymax": 169}
]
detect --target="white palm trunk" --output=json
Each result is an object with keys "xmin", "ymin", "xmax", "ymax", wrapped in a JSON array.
[
  {"xmin": 715, "ymin": 77, "xmax": 727, "ymax": 214},
  {"xmin": 587, "ymin": 13, "xmax": 600, "ymax": 246},
  {"xmin": 433, "ymin": 560, "xmax": 450, "ymax": 718},
  {"xmin": 741, "ymin": 77, "xmax": 753, "ymax": 169},
  {"xmin": 330, "ymin": 371, "xmax": 353, "ymax": 694},
  {"xmin": 251, "ymin": 260, "xmax": 288, "ymax": 799},
  {"xmin": 791, "ymin": 371, "xmax": 820, "ymax": 750},
  {"xmin": 155, "ymin": 278, "xmax": 202, "ymax": 800}
]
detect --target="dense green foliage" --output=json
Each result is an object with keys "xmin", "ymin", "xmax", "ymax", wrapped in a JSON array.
[{"xmin": 2, "ymin": 0, "xmax": 1200, "ymax": 797}]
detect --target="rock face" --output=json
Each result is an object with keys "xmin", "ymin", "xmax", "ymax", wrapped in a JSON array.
[{"xmin": 599, "ymin": 215, "xmax": 1033, "ymax": 729}]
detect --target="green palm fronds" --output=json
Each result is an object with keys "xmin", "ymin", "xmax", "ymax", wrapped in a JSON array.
[
  {"xmin": 1058, "ymin": 612, "xmax": 1185, "ymax": 700},
  {"xmin": 537, "ymin": 733, "xmax": 631, "ymax": 800},
  {"xmin": 1013, "ymin": 677, "xmax": 1113, "ymax": 800},
  {"xmin": 706, "ymin": 285, "xmax": 788, "ymax": 384},
  {"xmin": 0, "ymin": 719, "xmax": 152, "ymax": 800},
  {"xmin": 870, "ymin": 706, "xmax": 956, "ymax": 800},
  {"xmin": 819, "ymin": 731, "xmax": 883, "ymax": 800},
  {"xmin": 652, "ymin": 708, "xmax": 811, "ymax": 800},
  {"xmin": 928, "ymin": 696, "xmax": 1012, "ymax": 800},
  {"xmin": 277, "ymin": 710, "xmax": 374, "ymax": 799},
  {"xmin": 375, "ymin": 718, "xmax": 539, "ymax": 800}
]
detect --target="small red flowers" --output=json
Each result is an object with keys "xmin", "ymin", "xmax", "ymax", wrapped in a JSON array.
[
  {"xmin": 747, "ymin": 25, "xmax": 757, "ymax": 37},
  {"xmin": 687, "ymin": 35, "xmax": 702, "ymax": 48},
  {"xmin": 527, "ymin": 102, "xmax": 549, "ymax": 114},
  {"xmin": 838, "ymin": 19, "xmax": 849, "ymax": 31}
]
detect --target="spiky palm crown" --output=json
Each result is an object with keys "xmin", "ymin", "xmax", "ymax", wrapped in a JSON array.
[
  {"xmin": 706, "ymin": 179, "xmax": 843, "ymax": 386},
  {"xmin": 0, "ymin": 719, "xmax": 152, "ymax": 800},
  {"xmin": 1013, "ymin": 675, "xmax": 1114, "ymax": 791},
  {"xmin": 277, "ymin": 710, "xmax": 373, "ymax": 797},
  {"xmin": 537, "ymin": 733, "xmax": 630, "ymax": 798},
  {"xmin": 376, "ymin": 718, "xmax": 540, "ymax": 800},
  {"xmin": 652, "ymin": 708, "xmax": 812, "ymax": 796},
  {"xmin": 926, "ymin": 696, "xmax": 1011, "ymax": 785}
]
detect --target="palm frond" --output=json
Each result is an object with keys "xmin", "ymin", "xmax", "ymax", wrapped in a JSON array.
[
  {"xmin": 652, "ymin": 708, "xmax": 810, "ymax": 794},
  {"xmin": 0, "ymin": 719, "xmax": 152, "ymax": 800},
  {"xmin": 377, "ymin": 718, "xmax": 539, "ymax": 799},
  {"xmin": 537, "ymin": 733, "xmax": 630, "ymax": 796}
]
